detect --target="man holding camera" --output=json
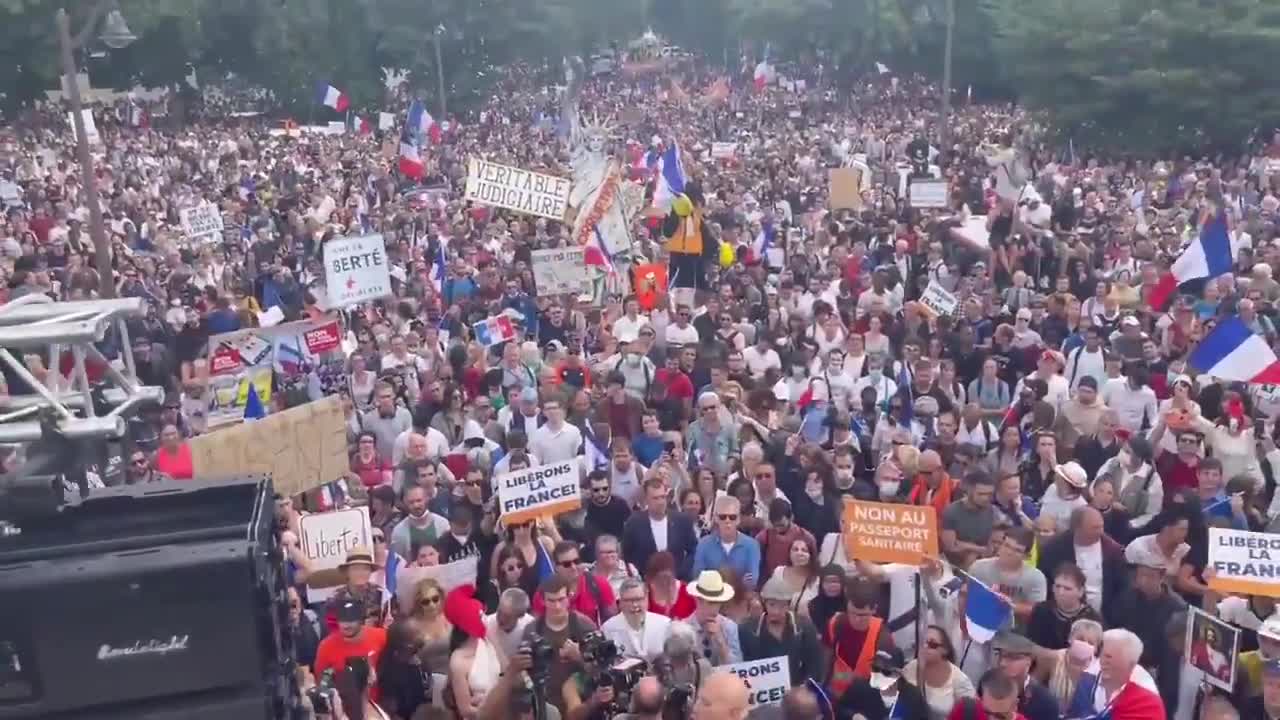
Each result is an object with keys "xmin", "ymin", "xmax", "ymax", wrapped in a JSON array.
[{"xmin": 524, "ymin": 575, "xmax": 598, "ymax": 718}]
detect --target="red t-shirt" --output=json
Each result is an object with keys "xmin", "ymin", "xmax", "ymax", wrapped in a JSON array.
[
  {"xmin": 945, "ymin": 702, "xmax": 1027, "ymax": 720},
  {"xmin": 1156, "ymin": 451, "xmax": 1199, "ymax": 502},
  {"xmin": 655, "ymin": 368, "xmax": 694, "ymax": 402},
  {"xmin": 647, "ymin": 581, "xmax": 696, "ymax": 620},
  {"xmin": 532, "ymin": 573, "xmax": 615, "ymax": 626},
  {"xmin": 314, "ymin": 627, "xmax": 388, "ymax": 689},
  {"xmin": 154, "ymin": 443, "xmax": 193, "ymax": 480}
]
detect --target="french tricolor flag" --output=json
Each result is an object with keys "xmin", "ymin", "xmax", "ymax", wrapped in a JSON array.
[
  {"xmin": 963, "ymin": 576, "xmax": 1011, "ymax": 643},
  {"xmin": 1148, "ymin": 208, "xmax": 1233, "ymax": 309},
  {"xmin": 652, "ymin": 141, "xmax": 686, "ymax": 213},
  {"xmin": 473, "ymin": 315, "xmax": 516, "ymax": 347},
  {"xmin": 353, "ymin": 116, "xmax": 373, "ymax": 135},
  {"xmin": 399, "ymin": 101, "xmax": 427, "ymax": 179},
  {"xmin": 1189, "ymin": 315, "xmax": 1280, "ymax": 383},
  {"xmin": 316, "ymin": 83, "xmax": 349, "ymax": 112},
  {"xmin": 753, "ymin": 44, "xmax": 774, "ymax": 92}
]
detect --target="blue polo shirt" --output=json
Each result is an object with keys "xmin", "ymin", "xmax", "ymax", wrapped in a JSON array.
[{"xmin": 692, "ymin": 531, "xmax": 762, "ymax": 585}]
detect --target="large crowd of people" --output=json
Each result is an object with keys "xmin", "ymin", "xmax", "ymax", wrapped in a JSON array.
[{"xmin": 6, "ymin": 44, "xmax": 1280, "ymax": 720}]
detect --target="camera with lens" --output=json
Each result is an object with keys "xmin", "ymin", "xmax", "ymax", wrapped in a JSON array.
[
  {"xmin": 581, "ymin": 632, "xmax": 648, "ymax": 715},
  {"xmin": 521, "ymin": 631, "xmax": 556, "ymax": 686},
  {"xmin": 306, "ymin": 668, "xmax": 336, "ymax": 714}
]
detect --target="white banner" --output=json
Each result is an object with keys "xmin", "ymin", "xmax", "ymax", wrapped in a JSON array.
[
  {"xmin": 69, "ymin": 108, "xmax": 99, "ymax": 145},
  {"xmin": 495, "ymin": 459, "xmax": 581, "ymax": 524},
  {"xmin": 919, "ymin": 282, "xmax": 959, "ymax": 318},
  {"xmin": 299, "ymin": 507, "xmax": 373, "ymax": 603},
  {"xmin": 711, "ymin": 142, "xmax": 737, "ymax": 160},
  {"xmin": 394, "ymin": 557, "xmax": 479, "ymax": 614},
  {"xmin": 379, "ymin": 112, "xmax": 396, "ymax": 131},
  {"xmin": 715, "ymin": 656, "xmax": 790, "ymax": 707},
  {"xmin": 179, "ymin": 204, "xmax": 225, "ymax": 246},
  {"xmin": 531, "ymin": 247, "xmax": 591, "ymax": 296},
  {"xmin": 324, "ymin": 234, "xmax": 392, "ymax": 308},
  {"xmin": 909, "ymin": 180, "xmax": 949, "ymax": 208},
  {"xmin": 1208, "ymin": 528, "xmax": 1280, "ymax": 598},
  {"xmin": 464, "ymin": 158, "xmax": 571, "ymax": 221}
]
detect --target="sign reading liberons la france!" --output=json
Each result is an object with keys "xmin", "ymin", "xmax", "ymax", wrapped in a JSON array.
[{"xmin": 464, "ymin": 158, "xmax": 571, "ymax": 221}]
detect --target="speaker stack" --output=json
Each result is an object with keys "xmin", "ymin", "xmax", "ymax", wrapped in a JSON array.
[{"xmin": 0, "ymin": 476, "xmax": 296, "ymax": 719}]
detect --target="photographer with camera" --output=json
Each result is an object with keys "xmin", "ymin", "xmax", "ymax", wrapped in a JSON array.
[
  {"xmin": 524, "ymin": 575, "xmax": 598, "ymax": 718},
  {"xmin": 473, "ymin": 644, "xmax": 565, "ymax": 720}
]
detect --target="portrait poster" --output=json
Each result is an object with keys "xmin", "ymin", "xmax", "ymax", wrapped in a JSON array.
[{"xmin": 1185, "ymin": 606, "xmax": 1239, "ymax": 692}]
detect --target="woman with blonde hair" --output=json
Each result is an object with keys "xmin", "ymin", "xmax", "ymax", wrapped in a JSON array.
[
  {"xmin": 1033, "ymin": 618, "xmax": 1104, "ymax": 709},
  {"xmin": 409, "ymin": 578, "xmax": 453, "ymax": 675}
]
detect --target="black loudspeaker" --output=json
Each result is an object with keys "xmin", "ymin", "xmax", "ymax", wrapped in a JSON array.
[{"xmin": 0, "ymin": 476, "xmax": 295, "ymax": 719}]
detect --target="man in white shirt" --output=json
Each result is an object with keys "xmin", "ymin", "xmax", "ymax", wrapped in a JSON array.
[
  {"xmin": 1101, "ymin": 363, "xmax": 1159, "ymax": 434},
  {"xmin": 742, "ymin": 333, "xmax": 782, "ymax": 380},
  {"xmin": 612, "ymin": 297, "xmax": 652, "ymax": 342},
  {"xmin": 1065, "ymin": 325, "xmax": 1108, "ymax": 392},
  {"xmin": 665, "ymin": 305, "xmax": 701, "ymax": 346},
  {"xmin": 483, "ymin": 588, "xmax": 535, "ymax": 668},
  {"xmin": 601, "ymin": 577, "xmax": 672, "ymax": 663},
  {"xmin": 529, "ymin": 397, "xmax": 583, "ymax": 465}
]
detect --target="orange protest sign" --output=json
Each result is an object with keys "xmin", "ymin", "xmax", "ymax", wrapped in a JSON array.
[
  {"xmin": 841, "ymin": 498, "xmax": 939, "ymax": 565},
  {"xmin": 632, "ymin": 262, "xmax": 668, "ymax": 310}
]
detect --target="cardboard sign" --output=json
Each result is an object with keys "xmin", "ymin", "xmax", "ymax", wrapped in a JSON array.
[
  {"xmin": 715, "ymin": 656, "xmax": 790, "ymax": 707},
  {"xmin": 531, "ymin": 247, "xmax": 591, "ymax": 296},
  {"xmin": 1208, "ymin": 528, "xmax": 1280, "ymax": 598},
  {"xmin": 189, "ymin": 396, "xmax": 348, "ymax": 498},
  {"xmin": 828, "ymin": 167, "xmax": 863, "ymax": 210},
  {"xmin": 841, "ymin": 498, "xmax": 939, "ymax": 565},
  {"xmin": 711, "ymin": 142, "xmax": 737, "ymax": 160},
  {"xmin": 495, "ymin": 459, "xmax": 581, "ymax": 524},
  {"xmin": 179, "ymin": 204, "xmax": 225, "ymax": 246},
  {"xmin": 918, "ymin": 282, "xmax": 959, "ymax": 318},
  {"xmin": 324, "ymin": 234, "xmax": 392, "ymax": 308},
  {"xmin": 910, "ymin": 180, "xmax": 949, "ymax": 208},
  {"xmin": 394, "ymin": 558, "xmax": 480, "ymax": 614},
  {"xmin": 464, "ymin": 158, "xmax": 571, "ymax": 221},
  {"xmin": 300, "ymin": 507, "xmax": 373, "ymax": 603}
]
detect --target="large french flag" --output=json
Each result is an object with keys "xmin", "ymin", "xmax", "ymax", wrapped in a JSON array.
[
  {"xmin": 1189, "ymin": 315, "xmax": 1280, "ymax": 383},
  {"xmin": 652, "ymin": 142, "xmax": 686, "ymax": 213},
  {"xmin": 1148, "ymin": 209, "xmax": 1233, "ymax": 309},
  {"xmin": 316, "ymin": 83, "xmax": 349, "ymax": 112},
  {"xmin": 399, "ymin": 101, "xmax": 426, "ymax": 179},
  {"xmin": 753, "ymin": 44, "xmax": 773, "ymax": 92}
]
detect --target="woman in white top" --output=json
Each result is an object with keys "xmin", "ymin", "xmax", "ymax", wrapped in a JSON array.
[
  {"xmin": 776, "ymin": 537, "xmax": 821, "ymax": 617},
  {"xmin": 348, "ymin": 353, "xmax": 377, "ymax": 412},
  {"xmin": 1155, "ymin": 376, "xmax": 1202, "ymax": 455},
  {"xmin": 863, "ymin": 314, "xmax": 892, "ymax": 357},
  {"xmin": 446, "ymin": 587, "xmax": 502, "ymax": 720},
  {"xmin": 811, "ymin": 313, "xmax": 847, "ymax": 357},
  {"xmin": 902, "ymin": 625, "xmax": 975, "ymax": 720},
  {"xmin": 843, "ymin": 332, "xmax": 868, "ymax": 380}
]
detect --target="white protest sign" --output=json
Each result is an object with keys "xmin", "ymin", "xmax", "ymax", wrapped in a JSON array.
[
  {"xmin": 715, "ymin": 656, "xmax": 790, "ymax": 707},
  {"xmin": 531, "ymin": 247, "xmax": 591, "ymax": 296},
  {"xmin": 179, "ymin": 204, "xmax": 225, "ymax": 246},
  {"xmin": 299, "ymin": 507, "xmax": 373, "ymax": 603},
  {"xmin": 464, "ymin": 158, "xmax": 571, "ymax": 221},
  {"xmin": 909, "ymin": 180, "xmax": 949, "ymax": 208},
  {"xmin": 324, "ymin": 234, "xmax": 392, "ymax": 308},
  {"xmin": 711, "ymin": 142, "xmax": 737, "ymax": 160},
  {"xmin": 69, "ymin": 108, "xmax": 100, "ymax": 145},
  {"xmin": 918, "ymin": 282, "xmax": 959, "ymax": 318},
  {"xmin": 495, "ymin": 459, "xmax": 581, "ymax": 525},
  {"xmin": 1208, "ymin": 528, "xmax": 1280, "ymax": 598},
  {"xmin": 394, "ymin": 557, "xmax": 480, "ymax": 614}
]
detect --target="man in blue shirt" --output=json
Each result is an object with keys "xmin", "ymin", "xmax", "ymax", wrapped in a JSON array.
[
  {"xmin": 692, "ymin": 495, "xmax": 762, "ymax": 587},
  {"xmin": 1196, "ymin": 457, "xmax": 1249, "ymax": 530}
]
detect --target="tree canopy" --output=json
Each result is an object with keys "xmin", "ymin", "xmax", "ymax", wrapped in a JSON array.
[{"xmin": 3, "ymin": 0, "xmax": 1280, "ymax": 153}]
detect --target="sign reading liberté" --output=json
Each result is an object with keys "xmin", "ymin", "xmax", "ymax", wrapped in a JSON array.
[
  {"xmin": 1208, "ymin": 528, "xmax": 1280, "ymax": 597},
  {"xmin": 464, "ymin": 158, "xmax": 571, "ymax": 221},
  {"xmin": 180, "ymin": 204, "xmax": 224, "ymax": 245},
  {"xmin": 531, "ymin": 247, "xmax": 592, "ymax": 296},
  {"xmin": 324, "ymin": 234, "xmax": 392, "ymax": 308},
  {"xmin": 842, "ymin": 498, "xmax": 939, "ymax": 565},
  {"xmin": 715, "ymin": 656, "xmax": 791, "ymax": 707},
  {"xmin": 299, "ymin": 506, "xmax": 373, "ymax": 602},
  {"xmin": 495, "ymin": 459, "xmax": 581, "ymax": 524}
]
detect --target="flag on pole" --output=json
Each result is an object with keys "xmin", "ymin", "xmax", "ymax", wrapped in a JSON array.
[
  {"xmin": 751, "ymin": 220, "xmax": 775, "ymax": 263},
  {"xmin": 430, "ymin": 241, "xmax": 447, "ymax": 294},
  {"xmin": 1188, "ymin": 315, "xmax": 1280, "ymax": 383},
  {"xmin": 399, "ymin": 100, "xmax": 427, "ymax": 178},
  {"xmin": 963, "ymin": 577, "xmax": 1011, "ymax": 643},
  {"xmin": 875, "ymin": 61, "xmax": 891, "ymax": 75},
  {"xmin": 315, "ymin": 83, "xmax": 350, "ymax": 112},
  {"xmin": 1148, "ymin": 209, "xmax": 1234, "ymax": 309},
  {"xmin": 753, "ymin": 44, "xmax": 774, "ymax": 92},
  {"xmin": 652, "ymin": 141, "xmax": 687, "ymax": 212},
  {"xmin": 352, "ymin": 115, "xmax": 373, "ymax": 134}
]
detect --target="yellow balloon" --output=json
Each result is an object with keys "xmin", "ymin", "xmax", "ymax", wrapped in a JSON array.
[{"xmin": 672, "ymin": 194, "xmax": 693, "ymax": 217}]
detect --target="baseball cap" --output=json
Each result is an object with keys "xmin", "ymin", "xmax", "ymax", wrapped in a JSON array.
[
  {"xmin": 992, "ymin": 631, "xmax": 1035, "ymax": 656},
  {"xmin": 335, "ymin": 597, "xmax": 365, "ymax": 623},
  {"xmin": 1077, "ymin": 376, "xmax": 1098, "ymax": 391}
]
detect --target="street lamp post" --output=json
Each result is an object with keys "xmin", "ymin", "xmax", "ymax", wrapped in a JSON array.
[
  {"xmin": 55, "ymin": 4, "xmax": 135, "ymax": 300},
  {"xmin": 433, "ymin": 25, "xmax": 447, "ymax": 119},
  {"xmin": 940, "ymin": 0, "xmax": 955, "ymax": 155}
]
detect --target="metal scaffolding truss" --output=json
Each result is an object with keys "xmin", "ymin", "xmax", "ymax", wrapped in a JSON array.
[{"xmin": 0, "ymin": 294, "xmax": 165, "ymax": 444}]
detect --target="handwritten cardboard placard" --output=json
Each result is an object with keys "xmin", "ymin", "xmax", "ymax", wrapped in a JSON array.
[
  {"xmin": 189, "ymin": 395, "xmax": 347, "ymax": 498},
  {"xmin": 300, "ymin": 507, "xmax": 373, "ymax": 603},
  {"xmin": 841, "ymin": 498, "xmax": 939, "ymax": 565}
]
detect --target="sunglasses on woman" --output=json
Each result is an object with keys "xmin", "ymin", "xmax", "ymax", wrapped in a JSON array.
[{"xmin": 419, "ymin": 594, "xmax": 442, "ymax": 606}]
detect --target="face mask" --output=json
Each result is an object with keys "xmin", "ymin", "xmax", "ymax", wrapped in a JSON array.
[
  {"xmin": 627, "ymin": 353, "xmax": 642, "ymax": 367},
  {"xmin": 791, "ymin": 365, "xmax": 806, "ymax": 377},
  {"xmin": 835, "ymin": 468, "xmax": 854, "ymax": 483},
  {"xmin": 878, "ymin": 481, "xmax": 901, "ymax": 498},
  {"xmin": 805, "ymin": 484, "xmax": 824, "ymax": 499},
  {"xmin": 869, "ymin": 369, "xmax": 883, "ymax": 380}
]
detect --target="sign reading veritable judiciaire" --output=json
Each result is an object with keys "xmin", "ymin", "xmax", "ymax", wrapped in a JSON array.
[{"xmin": 464, "ymin": 158, "xmax": 571, "ymax": 221}]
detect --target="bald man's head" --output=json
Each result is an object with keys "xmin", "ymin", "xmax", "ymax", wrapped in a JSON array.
[
  {"xmin": 631, "ymin": 676, "xmax": 665, "ymax": 715},
  {"xmin": 782, "ymin": 686, "xmax": 821, "ymax": 719},
  {"xmin": 693, "ymin": 672, "xmax": 749, "ymax": 720}
]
